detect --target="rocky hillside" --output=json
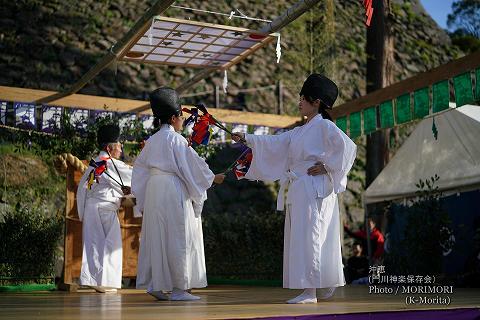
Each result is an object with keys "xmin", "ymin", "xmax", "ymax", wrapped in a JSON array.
[
  {"xmin": 0, "ymin": 0, "xmax": 462, "ymax": 115},
  {"xmin": 0, "ymin": 1, "xmax": 467, "ymax": 270}
]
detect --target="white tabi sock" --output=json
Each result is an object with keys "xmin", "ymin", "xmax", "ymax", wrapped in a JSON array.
[
  {"xmin": 90, "ymin": 286, "xmax": 106, "ymax": 293},
  {"xmin": 286, "ymin": 288, "xmax": 318, "ymax": 304},
  {"xmin": 147, "ymin": 284, "xmax": 170, "ymax": 300},
  {"xmin": 170, "ymin": 287, "xmax": 201, "ymax": 301},
  {"xmin": 318, "ymin": 287, "xmax": 336, "ymax": 300},
  {"xmin": 147, "ymin": 291, "xmax": 169, "ymax": 301}
]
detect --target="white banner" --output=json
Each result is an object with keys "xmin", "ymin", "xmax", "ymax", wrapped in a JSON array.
[
  {"xmin": 0, "ymin": 101, "xmax": 6, "ymax": 125},
  {"xmin": 41, "ymin": 106, "xmax": 62, "ymax": 133},
  {"xmin": 14, "ymin": 102, "xmax": 35, "ymax": 129}
]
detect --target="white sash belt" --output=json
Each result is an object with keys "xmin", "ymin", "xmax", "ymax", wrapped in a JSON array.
[
  {"xmin": 149, "ymin": 168, "xmax": 176, "ymax": 176},
  {"xmin": 277, "ymin": 170, "xmax": 301, "ymax": 211},
  {"xmin": 277, "ymin": 160, "xmax": 315, "ymax": 210}
]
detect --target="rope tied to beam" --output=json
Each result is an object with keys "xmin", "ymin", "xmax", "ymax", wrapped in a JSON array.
[
  {"xmin": 54, "ymin": 153, "xmax": 87, "ymax": 175},
  {"xmin": 170, "ymin": 5, "xmax": 272, "ymax": 23}
]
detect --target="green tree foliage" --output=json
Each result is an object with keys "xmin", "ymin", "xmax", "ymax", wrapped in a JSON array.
[
  {"xmin": 447, "ymin": 0, "xmax": 480, "ymax": 53},
  {"xmin": 447, "ymin": 0, "xmax": 480, "ymax": 38},
  {"xmin": 384, "ymin": 175, "xmax": 453, "ymax": 276},
  {"xmin": 0, "ymin": 204, "xmax": 63, "ymax": 285},
  {"xmin": 203, "ymin": 209, "xmax": 284, "ymax": 280},
  {"xmin": 449, "ymin": 30, "xmax": 480, "ymax": 53}
]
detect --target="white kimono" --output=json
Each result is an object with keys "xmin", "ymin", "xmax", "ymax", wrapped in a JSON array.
[
  {"xmin": 132, "ymin": 124, "xmax": 215, "ymax": 292},
  {"xmin": 245, "ymin": 114, "xmax": 356, "ymax": 289},
  {"xmin": 76, "ymin": 151, "xmax": 133, "ymax": 288}
]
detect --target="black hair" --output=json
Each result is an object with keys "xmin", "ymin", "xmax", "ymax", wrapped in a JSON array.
[
  {"xmin": 353, "ymin": 242, "xmax": 363, "ymax": 248},
  {"xmin": 152, "ymin": 110, "xmax": 182, "ymax": 130},
  {"xmin": 304, "ymin": 95, "xmax": 333, "ymax": 121}
]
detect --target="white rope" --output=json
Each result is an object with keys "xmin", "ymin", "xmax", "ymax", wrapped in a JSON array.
[
  {"xmin": 180, "ymin": 90, "xmax": 215, "ymax": 98},
  {"xmin": 148, "ymin": 18, "xmax": 154, "ymax": 45},
  {"xmin": 170, "ymin": 5, "xmax": 272, "ymax": 23},
  {"xmin": 232, "ymin": 84, "xmax": 276, "ymax": 94},
  {"xmin": 180, "ymin": 84, "xmax": 277, "ymax": 98},
  {"xmin": 234, "ymin": 8, "xmax": 249, "ymax": 19}
]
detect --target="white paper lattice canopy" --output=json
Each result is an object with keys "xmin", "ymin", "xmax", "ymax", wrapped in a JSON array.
[{"xmin": 121, "ymin": 17, "xmax": 277, "ymax": 69}]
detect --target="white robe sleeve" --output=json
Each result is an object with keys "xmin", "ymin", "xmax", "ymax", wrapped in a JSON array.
[
  {"xmin": 244, "ymin": 130, "xmax": 292, "ymax": 182},
  {"xmin": 172, "ymin": 137, "xmax": 215, "ymax": 209},
  {"xmin": 318, "ymin": 122, "xmax": 357, "ymax": 194},
  {"xmin": 132, "ymin": 149, "xmax": 150, "ymax": 217},
  {"xmin": 76, "ymin": 168, "xmax": 92, "ymax": 221}
]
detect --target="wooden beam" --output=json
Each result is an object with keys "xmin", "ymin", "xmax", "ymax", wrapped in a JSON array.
[
  {"xmin": 330, "ymin": 50, "xmax": 480, "ymax": 119},
  {"xmin": 202, "ymin": 108, "xmax": 298, "ymax": 128},
  {"xmin": 0, "ymin": 86, "xmax": 147, "ymax": 112},
  {"xmin": 0, "ymin": 86, "xmax": 298, "ymax": 127}
]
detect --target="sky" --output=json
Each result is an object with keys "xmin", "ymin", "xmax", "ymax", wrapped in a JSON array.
[{"xmin": 420, "ymin": 0, "xmax": 455, "ymax": 30}]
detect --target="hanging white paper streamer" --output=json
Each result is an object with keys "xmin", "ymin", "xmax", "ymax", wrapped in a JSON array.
[
  {"xmin": 223, "ymin": 70, "xmax": 228, "ymax": 93},
  {"xmin": 148, "ymin": 18, "xmax": 154, "ymax": 45},
  {"xmin": 228, "ymin": 11, "xmax": 235, "ymax": 19},
  {"xmin": 109, "ymin": 45, "xmax": 118, "ymax": 75},
  {"xmin": 276, "ymin": 34, "xmax": 282, "ymax": 63}
]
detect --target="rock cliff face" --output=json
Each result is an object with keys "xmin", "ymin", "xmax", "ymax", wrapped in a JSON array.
[
  {"xmin": 0, "ymin": 0, "xmax": 461, "ymax": 114},
  {"xmin": 0, "ymin": 1, "xmax": 465, "ymax": 270}
]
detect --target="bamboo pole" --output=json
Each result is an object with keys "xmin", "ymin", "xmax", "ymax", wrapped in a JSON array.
[{"xmin": 34, "ymin": 0, "xmax": 176, "ymax": 105}]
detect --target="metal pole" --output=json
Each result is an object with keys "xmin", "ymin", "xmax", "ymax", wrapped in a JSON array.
[{"xmin": 34, "ymin": 0, "xmax": 176, "ymax": 105}]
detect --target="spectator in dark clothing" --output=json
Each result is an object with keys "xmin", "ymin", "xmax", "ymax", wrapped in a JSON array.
[{"xmin": 344, "ymin": 242, "xmax": 369, "ymax": 284}]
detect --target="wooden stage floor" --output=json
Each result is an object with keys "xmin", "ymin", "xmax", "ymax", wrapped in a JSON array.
[{"xmin": 0, "ymin": 285, "xmax": 479, "ymax": 320}]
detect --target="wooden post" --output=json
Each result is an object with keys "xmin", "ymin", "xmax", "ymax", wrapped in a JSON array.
[
  {"xmin": 366, "ymin": 0, "xmax": 393, "ymax": 187},
  {"xmin": 62, "ymin": 163, "xmax": 78, "ymax": 288},
  {"xmin": 365, "ymin": 0, "xmax": 394, "ymax": 264},
  {"xmin": 276, "ymin": 80, "xmax": 283, "ymax": 114},
  {"xmin": 214, "ymin": 85, "xmax": 220, "ymax": 108},
  {"xmin": 5, "ymin": 101, "xmax": 15, "ymax": 126},
  {"xmin": 35, "ymin": 105, "xmax": 43, "ymax": 131},
  {"xmin": 88, "ymin": 110, "xmax": 96, "ymax": 125}
]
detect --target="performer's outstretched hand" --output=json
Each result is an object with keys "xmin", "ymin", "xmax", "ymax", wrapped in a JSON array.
[
  {"xmin": 213, "ymin": 173, "xmax": 226, "ymax": 184},
  {"xmin": 231, "ymin": 132, "xmax": 245, "ymax": 142},
  {"xmin": 307, "ymin": 162, "xmax": 327, "ymax": 176}
]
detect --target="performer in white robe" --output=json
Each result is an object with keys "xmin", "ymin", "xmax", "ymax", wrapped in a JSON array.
[
  {"xmin": 132, "ymin": 87, "xmax": 225, "ymax": 301},
  {"xmin": 76, "ymin": 124, "xmax": 132, "ymax": 293},
  {"xmin": 233, "ymin": 74, "xmax": 357, "ymax": 304}
]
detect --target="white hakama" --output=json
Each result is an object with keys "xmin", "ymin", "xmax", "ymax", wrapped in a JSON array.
[
  {"xmin": 76, "ymin": 152, "xmax": 132, "ymax": 288},
  {"xmin": 244, "ymin": 114, "xmax": 356, "ymax": 289},
  {"xmin": 132, "ymin": 125, "xmax": 214, "ymax": 292}
]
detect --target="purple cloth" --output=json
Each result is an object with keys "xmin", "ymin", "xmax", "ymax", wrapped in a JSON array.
[{"xmin": 230, "ymin": 308, "xmax": 480, "ymax": 320}]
